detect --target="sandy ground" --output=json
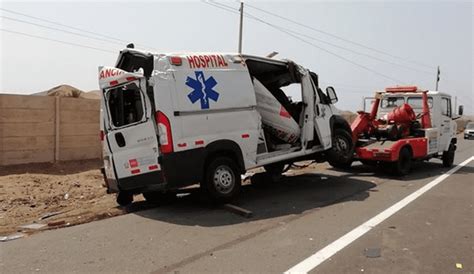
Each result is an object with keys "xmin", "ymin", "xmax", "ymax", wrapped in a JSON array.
[
  {"xmin": 0, "ymin": 160, "xmax": 131, "ymax": 236},
  {"xmin": 0, "ymin": 159, "xmax": 321, "ymax": 237}
]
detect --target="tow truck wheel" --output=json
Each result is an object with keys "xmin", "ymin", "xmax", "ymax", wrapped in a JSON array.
[
  {"xmin": 442, "ymin": 143, "xmax": 455, "ymax": 167},
  {"xmin": 116, "ymin": 191, "xmax": 133, "ymax": 207},
  {"xmin": 203, "ymin": 156, "xmax": 241, "ymax": 203},
  {"xmin": 393, "ymin": 147, "xmax": 412, "ymax": 176},
  {"xmin": 328, "ymin": 128, "xmax": 354, "ymax": 169}
]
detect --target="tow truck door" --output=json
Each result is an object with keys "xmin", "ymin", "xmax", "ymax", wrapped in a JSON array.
[
  {"xmin": 100, "ymin": 68, "xmax": 160, "ymax": 180},
  {"xmin": 438, "ymin": 96, "xmax": 453, "ymax": 151}
]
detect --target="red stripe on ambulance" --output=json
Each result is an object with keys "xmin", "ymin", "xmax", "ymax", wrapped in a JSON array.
[
  {"xmin": 148, "ymin": 165, "xmax": 159, "ymax": 171},
  {"xmin": 195, "ymin": 140, "xmax": 204, "ymax": 145}
]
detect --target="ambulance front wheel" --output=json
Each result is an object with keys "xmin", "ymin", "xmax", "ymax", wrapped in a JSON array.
[
  {"xmin": 203, "ymin": 156, "xmax": 241, "ymax": 203},
  {"xmin": 327, "ymin": 128, "xmax": 354, "ymax": 169},
  {"xmin": 116, "ymin": 191, "xmax": 133, "ymax": 206}
]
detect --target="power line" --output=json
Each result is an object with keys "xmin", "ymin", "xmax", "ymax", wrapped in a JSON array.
[
  {"xmin": 204, "ymin": 1, "xmax": 404, "ymax": 84},
  {"xmin": 1, "ymin": 15, "xmax": 125, "ymax": 48},
  {"xmin": 245, "ymin": 2, "xmax": 436, "ymax": 70},
  {"xmin": 1, "ymin": 28, "xmax": 116, "ymax": 54},
  {"xmin": 0, "ymin": 7, "xmax": 156, "ymax": 50},
  {"xmin": 210, "ymin": 1, "xmax": 432, "ymax": 76},
  {"xmin": 270, "ymin": 24, "xmax": 433, "ymax": 75}
]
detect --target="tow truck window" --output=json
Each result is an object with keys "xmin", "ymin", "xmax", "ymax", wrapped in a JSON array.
[
  {"xmin": 106, "ymin": 82, "xmax": 144, "ymax": 128},
  {"xmin": 407, "ymin": 97, "xmax": 433, "ymax": 109},
  {"xmin": 381, "ymin": 97, "xmax": 404, "ymax": 108},
  {"xmin": 441, "ymin": 97, "xmax": 451, "ymax": 117}
]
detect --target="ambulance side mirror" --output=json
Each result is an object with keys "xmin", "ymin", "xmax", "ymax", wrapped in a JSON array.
[
  {"xmin": 458, "ymin": 105, "xmax": 464, "ymax": 116},
  {"xmin": 326, "ymin": 86, "xmax": 338, "ymax": 104}
]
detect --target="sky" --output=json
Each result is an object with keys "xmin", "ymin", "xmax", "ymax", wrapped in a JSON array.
[{"xmin": 0, "ymin": 0, "xmax": 472, "ymax": 113}]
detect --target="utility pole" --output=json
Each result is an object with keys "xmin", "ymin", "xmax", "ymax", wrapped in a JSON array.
[
  {"xmin": 435, "ymin": 65, "xmax": 440, "ymax": 90},
  {"xmin": 238, "ymin": 1, "xmax": 244, "ymax": 54}
]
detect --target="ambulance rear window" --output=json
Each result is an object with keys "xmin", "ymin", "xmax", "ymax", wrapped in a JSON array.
[{"xmin": 106, "ymin": 83, "xmax": 144, "ymax": 128}]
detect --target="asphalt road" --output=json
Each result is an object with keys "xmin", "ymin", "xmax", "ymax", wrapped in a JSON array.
[{"xmin": 1, "ymin": 135, "xmax": 473, "ymax": 274}]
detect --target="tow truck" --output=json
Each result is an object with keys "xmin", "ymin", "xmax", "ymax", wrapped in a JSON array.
[{"xmin": 350, "ymin": 86, "xmax": 461, "ymax": 175}]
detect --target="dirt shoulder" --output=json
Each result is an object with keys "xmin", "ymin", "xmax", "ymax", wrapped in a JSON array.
[
  {"xmin": 0, "ymin": 160, "xmax": 324, "ymax": 237},
  {"xmin": 0, "ymin": 160, "xmax": 126, "ymax": 236}
]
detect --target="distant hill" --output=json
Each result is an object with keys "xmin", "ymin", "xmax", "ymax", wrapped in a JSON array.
[{"xmin": 32, "ymin": 84, "xmax": 100, "ymax": 100}]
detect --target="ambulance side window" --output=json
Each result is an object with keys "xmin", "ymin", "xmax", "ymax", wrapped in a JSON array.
[{"xmin": 107, "ymin": 83, "xmax": 144, "ymax": 128}]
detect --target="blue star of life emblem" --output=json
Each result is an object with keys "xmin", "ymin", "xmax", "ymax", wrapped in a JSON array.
[{"xmin": 185, "ymin": 71, "xmax": 219, "ymax": 109}]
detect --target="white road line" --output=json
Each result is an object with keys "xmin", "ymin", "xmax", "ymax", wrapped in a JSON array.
[{"xmin": 285, "ymin": 156, "xmax": 474, "ymax": 274}]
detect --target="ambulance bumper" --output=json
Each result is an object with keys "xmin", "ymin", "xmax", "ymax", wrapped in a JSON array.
[{"xmin": 116, "ymin": 170, "xmax": 167, "ymax": 194}]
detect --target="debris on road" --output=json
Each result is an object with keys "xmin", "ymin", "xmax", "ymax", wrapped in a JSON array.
[
  {"xmin": 18, "ymin": 223, "xmax": 47, "ymax": 230},
  {"xmin": 39, "ymin": 211, "xmax": 63, "ymax": 220},
  {"xmin": 364, "ymin": 247, "xmax": 381, "ymax": 258},
  {"xmin": 0, "ymin": 160, "xmax": 126, "ymax": 235},
  {"xmin": 47, "ymin": 220, "xmax": 66, "ymax": 227},
  {"xmin": 0, "ymin": 232, "xmax": 26, "ymax": 242},
  {"xmin": 223, "ymin": 204, "xmax": 253, "ymax": 218},
  {"xmin": 456, "ymin": 263, "xmax": 463, "ymax": 269}
]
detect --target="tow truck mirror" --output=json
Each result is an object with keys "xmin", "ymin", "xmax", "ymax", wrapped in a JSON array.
[
  {"xmin": 458, "ymin": 105, "xmax": 464, "ymax": 116},
  {"xmin": 326, "ymin": 86, "xmax": 338, "ymax": 104}
]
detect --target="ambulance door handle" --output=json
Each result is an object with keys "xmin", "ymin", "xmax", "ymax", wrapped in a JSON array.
[{"xmin": 115, "ymin": 132, "xmax": 126, "ymax": 147}]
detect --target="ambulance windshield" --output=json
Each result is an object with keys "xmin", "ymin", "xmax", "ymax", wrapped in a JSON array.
[{"xmin": 106, "ymin": 82, "xmax": 144, "ymax": 128}]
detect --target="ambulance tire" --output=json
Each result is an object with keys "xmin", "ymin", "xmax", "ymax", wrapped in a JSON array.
[
  {"xmin": 442, "ymin": 143, "xmax": 455, "ymax": 168},
  {"xmin": 142, "ymin": 191, "xmax": 177, "ymax": 205},
  {"xmin": 263, "ymin": 163, "xmax": 286, "ymax": 182},
  {"xmin": 116, "ymin": 191, "xmax": 133, "ymax": 207},
  {"xmin": 327, "ymin": 128, "xmax": 354, "ymax": 169},
  {"xmin": 392, "ymin": 147, "xmax": 412, "ymax": 176},
  {"xmin": 264, "ymin": 163, "xmax": 285, "ymax": 175},
  {"xmin": 203, "ymin": 156, "xmax": 241, "ymax": 203}
]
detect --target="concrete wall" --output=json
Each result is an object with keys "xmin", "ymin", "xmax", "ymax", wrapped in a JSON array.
[{"xmin": 0, "ymin": 94, "xmax": 101, "ymax": 166}]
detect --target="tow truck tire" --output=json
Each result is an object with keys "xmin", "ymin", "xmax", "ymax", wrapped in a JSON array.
[
  {"xmin": 393, "ymin": 147, "xmax": 412, "ymax": 176},
  {"xmin": 143, "ymin": 191, "xmax": 177, "ymax": 205},
  {"xmin": 328, "ymin": 128, "xmax": 354, "ymax": 169},
  {"xmin": 442, "ymin": 143, "xmax": 455, "ymax": 167},
  {"xmin": 116, "ymin": 191, "xmax": 133, "ymax": 207},
  {"xmin": 360, "ymin": 159, "xmax": 376, "ymax": 166},
  {"xmin": 203, "ymin": 156, "xmax": 241, "ymax": 203}
]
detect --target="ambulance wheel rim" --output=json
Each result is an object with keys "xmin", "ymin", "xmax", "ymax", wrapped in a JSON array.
[
  {"xmin": 335, "ymin": 136, "xmax": 349, "ymax": 152},
  {"xmin": 213, "ymin": 165, "xmax": 235, "ymax": 194}
]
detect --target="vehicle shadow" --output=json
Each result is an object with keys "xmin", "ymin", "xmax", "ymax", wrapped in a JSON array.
[
  {"xmin": 329, "ymin": 160, "xmax": 474, "ymax": 182},
  {"xmin": 133, "ymin": 173, "xmax": 376, "ymax": 227}
]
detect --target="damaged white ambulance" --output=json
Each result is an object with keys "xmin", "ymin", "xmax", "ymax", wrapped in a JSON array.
[{"xmin": 99, "ymin": 48, "xmax": 353, "ymax": 206}]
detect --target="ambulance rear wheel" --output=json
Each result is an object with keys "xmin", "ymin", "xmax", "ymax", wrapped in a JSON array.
[
  {"xmin": 393, "ymin": 147, "xmax": 412, "ymax": 176},
  {"xmin": 203, "ymin": 156, "xmax": 241, "ymax": 203},
  {"xmin": 442, "ymin": 143, "xmax": 455, "ymax": 167},
  {"xmin": 116, "ymin": 191, "xmax": 133, "ymax": 207},
  {"xmin": 143, "ymin": 191, "xmax": 177, "ymax": 205}
]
